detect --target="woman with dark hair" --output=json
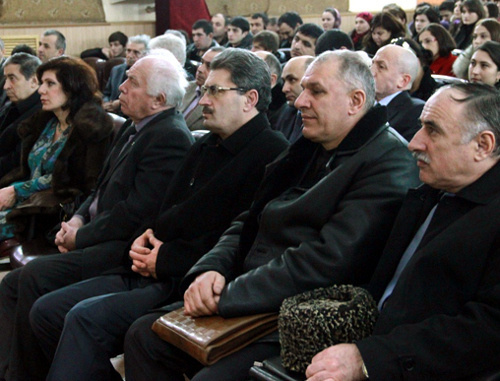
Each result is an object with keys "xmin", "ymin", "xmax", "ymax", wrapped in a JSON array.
[
  {"xmin": 363, "ymin": 12, "xmax": 406, "ymax": 56},
  {"xmin": 419, "ymin": 23, "xmax": 457, "ymax": 75},
  {"xmin": 453, "ymin": 18, "xmax": 500, "ymax": 77},
  {"xmin": 486, "ymin": 2, "xmax": 499, "ymax": 19},
  {"xmin": 350, "ymin": 12, "xmax": 373, "ymax": 50},
  {"xmin": 0, "ymin": 56, "xmax": 113, "ymax": 241},
  {"xmin": 453, "ymin": 0, "xmax": 486, "ymax": 49},
  {"xmin": 321, "ymin": 7, "xmax": 341, "ymax": 30},
  {"xmin": 469, "ymin": 40, "xmax": 500, "ymax": 87},
  {"xmin": 412, "ymin": 6, "xmax": 441, "ymax": 39}
]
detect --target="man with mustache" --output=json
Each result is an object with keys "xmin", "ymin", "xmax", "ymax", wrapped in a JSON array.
[
  {"xmin": 28, "ymin": 48, "xmax": 288, "ymax": 381},
  {"xmin": 306, "ymin": 83, "xmax": 500, "ymax": 381},
  {"xmin": 181, "ymin": 46, "xmax": 224, "ymax": 131},
  {"xmin": 123, "ymin": 50, "xmax": 420, "ymax": 381}
]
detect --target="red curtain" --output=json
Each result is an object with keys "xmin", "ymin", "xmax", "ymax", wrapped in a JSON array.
[{"xmin": 155, "ymin": 0, "xmax": 211, "ymax": 38}]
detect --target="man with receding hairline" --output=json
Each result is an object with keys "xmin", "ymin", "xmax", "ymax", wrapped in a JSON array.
[
  {"xmin": 371, "ymin": 45, "xmax": 425, "ymax": 141},
  {"xmin": 122, "ymin": 50, "xmax": 419, "ymax": 381}
]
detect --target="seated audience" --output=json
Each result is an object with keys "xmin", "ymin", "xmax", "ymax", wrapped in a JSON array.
[
  {"xmin": 0, "ymin": 52, "xmax": 194, "ymax": 381},
  {"xmin": 412, "ymin": 5, "xmax": 441, "ymax": 39},
  {"xmin": 80, "ymin": 31, "xmax": 128, "ymax": 60},
  {"xmin": 382, "ymin": 3, "xmax": 410, "ymax": 34},
  {"xmin": 306, "ymin": 82, "xmax": 500, "ymax": 381},
  {"xmin": 0, "ymin": 53, "xmax": 42, "ymax": 180},
  {"xmin": 123, "ymin": 50, "xmax": 419, "ymax": 381},
  {"xmin": 102, "ymin": 34, "xmax": 150, "ymax": 114},
  {"xmin": 267, "ymin": 17, "xmax": 279, "ymax": 34},
  {"xmin": 350, "ymin": 12, "xmax": 373, "ymax": 50},
  {"xmin": 252, "ymin": 30, "xmax": 279, "ymax": 53},
  {"xmin": 363, "ymin": 12, "xmax": 406, "ymax": 56},
  {"xmin": 211, "ymin": 13, "xmax": 229, "ymax": 46},
  {"xmin": 453, "ymin": 17, "xmax": 500, "ymax": 78},
  {"xmin": 278, "ymin": 11, "xmax": 303, "ymax": 48},
  {"xmin": 290, "ymin": 23, "xmax": 323, "ymax": 58},
  {"xmin": 486, "ymin": 1, "xmax": 499, "ymax": 19},
  {"xmin": 418, "ymin": 23, "xmax": 457, "ymax": 76},
  {"xmin": 315, "ymin": 30, "xmax": 354, "ymax": 55},
  {"xmin": 469, "ymin": 40, "xmax": 500, "ymax": 87},
  {"xmin": 226, "ymin": 17, "xmax": 253, "ymax": 49},
  {"xmin": 37, "ymin": 29, "xmax": 66, "ymax": 63},
  {"xmin": 0, "ymin": 57, "xmax": 114, "ymax": 242},
  {"xmin": 180, "ymin": 46, "xmax": 224, "ymax": 130},
  {"xmin": 250, "ymin": 12, "xmax": 269, "ymax": 36},
  {"xmin": 29, "ymin": 48, "xmax": 289, "ymax": 381},
  {"xmin": 452, "ymin": 0, "xmax": 485, "ymax": 49},
  {"xmin": 371, "ymin": 45, "xmax": 425, "ymax": 140},
  {"xmin": 321, "ymin": 7, "xmax": 341, "ymax": 31},
  {"xmin": 150, "ymin": 34, "xmax": 186, "ymax": 66}
]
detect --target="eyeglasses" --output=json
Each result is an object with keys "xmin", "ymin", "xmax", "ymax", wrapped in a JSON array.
[{"xmin": 201, "ymin": 85, "xmax": 246, "ymax": 97}]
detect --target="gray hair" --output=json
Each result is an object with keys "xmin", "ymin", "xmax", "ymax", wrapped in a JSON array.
[
  {"xmin": 43, "ymin": 29, "xmax": 66, "ymax": 52},
  {"xmin": 442, "ymin": 82, "xmax": 500, "ymax": 156},
  {"xmin": 4, "ymin": 53, "xmax": 42, "ymax": 80},
  {"xmin": 149, "ymin": 34, "xmax": 186, "ymax": 65},
  {"xmin": 313, "ymin": 50, "xmax": 376, "ymax": 112},
  {"xmin": 143, "ymin": 52, "xmax": 188, "ymax": 109},
  {"xmin": 128, "ymin": 34, "xmax": 151, "ymax": 54},
  {"xmin": 210, "ymin": 48, "xmax": 272, "ymax": 113}
]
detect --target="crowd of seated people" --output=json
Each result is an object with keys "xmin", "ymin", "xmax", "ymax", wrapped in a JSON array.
[{"xmin": 0, "ymin": 1, "xmax": 499, "ymax": 380}]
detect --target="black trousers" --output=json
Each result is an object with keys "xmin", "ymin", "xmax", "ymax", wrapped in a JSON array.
[
  {"xmin": 124, "ymin": 312, "xmax": 281, "ymax": 381},
  {"xmin": 0, "ymin": 240, "xmax": 127, "ymax": 381},
  {"xmin": 30, "ymin": 274, "xmax": 175, "ymax": 381}
]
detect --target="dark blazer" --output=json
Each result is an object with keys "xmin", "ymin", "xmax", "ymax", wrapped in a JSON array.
[
  {"xmin": 181, "ymin": 106, "xmax": 421, "ymax": 318},
  {"xmin": 102, "ymin": 63, "xmax": 127, "ymax": 102},
  {"xmin": 0, "ymin": 91, "xmax": 42, "ymax": 179},
  {"xmin": 74, "ymin": 108, "xmax": 194, "ymax": 260},
  {"xmin": 116, "ymin": 112, "xmax": 288, "ymax": 283},
  {"xmin": 386, "ymin": 91, "xmax": 425, "ymax": 141},
  {"xmin": 356, "ymin": 161, "xmax": 500, "ymax": 380}
]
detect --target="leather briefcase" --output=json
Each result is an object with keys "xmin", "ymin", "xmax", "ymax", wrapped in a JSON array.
[{"xmin": 152, "ymin": 307, "xmax": 278, "ymax": 366}]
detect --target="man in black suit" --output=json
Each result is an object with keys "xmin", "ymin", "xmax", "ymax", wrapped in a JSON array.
[
  {"xmin": 29, "ymin": 48, "xmax": 289, "ymax": 381},
  {"xmin": 102, "ymin": 34, "xmax": 150, "ymax": 114},
  {"xmin": 0, "ymin": 51, "xmax": 194, "ymax": 381},
  {"xmin": 371, "ymin": 45, "xmax": 425, "ymax": 141},
  {"xmin": 305, "ymin": 83, "xmax": 500, "ymax": 381},
  {"xmin": 0, "ymin": 53, "xmax": 42, "ymax": 179}
]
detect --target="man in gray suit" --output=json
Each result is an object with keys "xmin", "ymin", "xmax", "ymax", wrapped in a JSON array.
[
  {"xmin": 0, "ymin": 51, "xmax": 193, "ymax": 381},
  {"xmin": 180, "ymin": 46, "xmax": 224, "ymax": 131}
]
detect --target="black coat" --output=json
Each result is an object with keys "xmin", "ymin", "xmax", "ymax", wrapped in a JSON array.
[
  {"xmin": 0, "ymin": 91, "xmax": 42, "ymax": 179},
  {"xmin": 357, "ymin": 161, "xmax": 500, "ymax": 381},
  {"xmin": 74, "ymin": 108, "xmax": 194, "ymax": 277},
  {"xmin": 181, "ymin": 106, "xmax": 421, "ymax": 318},
  {"xmin": 118, "ymin": 112, "xmax": 289, "ymax": 282},
  {"xmin": 386, "ymin": 91, "xmax": 425, "ymax": 141}
]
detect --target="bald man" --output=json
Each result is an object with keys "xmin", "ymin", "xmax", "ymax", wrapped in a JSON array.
[
  {"xmin": 273, "ymin": 56, "xmax": 314, "ymax": 142},
  {"xmin": 371, "ymin": 45, "xmax": 425, "ymax": 140}
]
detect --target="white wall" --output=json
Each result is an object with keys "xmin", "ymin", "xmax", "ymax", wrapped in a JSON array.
[
  {"xmin": 103, "ymin": 0, "xmax": 155, "ymax": 22},
  {"xmin": 350, "ymin": 0, "xmax": 417, "ymax": 12}
]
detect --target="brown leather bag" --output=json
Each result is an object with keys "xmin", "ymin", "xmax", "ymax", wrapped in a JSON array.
[{"xmin": 151, "ymin": 307, "xmax": 278, "ymax": 366}]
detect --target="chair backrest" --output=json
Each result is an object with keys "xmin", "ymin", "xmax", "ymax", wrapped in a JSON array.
[
  {"xmin": 107, "ymin": 112, "xmax": 127, "ymax": 138},
  {"xmin": 82, "ymin": 57, "xmax": 107, "ymax": 91}
]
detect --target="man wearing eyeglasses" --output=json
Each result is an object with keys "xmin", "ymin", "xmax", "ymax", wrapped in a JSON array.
[
  {"xmin": 27, "ymin": 48, "xmax": 289, "ymax": 381},
  {"xmin": 123, "ymin": 50, "xmax": 420, "ymax": 381},
  {"xmin": 180, "ymin": 46, "xmax": 224, "ymax": 131}
]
